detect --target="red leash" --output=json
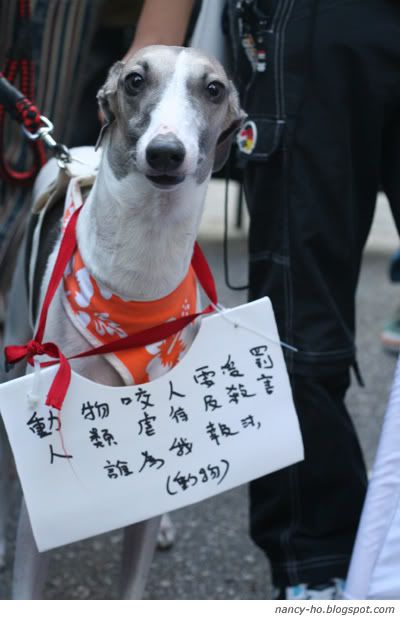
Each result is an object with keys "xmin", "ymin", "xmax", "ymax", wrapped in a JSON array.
[
  {"xmin": 0, "ymin": 0, "xmax": 47, "ymax": 185},
  {"xmin": 5, "ymin": 207, "xmax": 218, "ymax": 410}
]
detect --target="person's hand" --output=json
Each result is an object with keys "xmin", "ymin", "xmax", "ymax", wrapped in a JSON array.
[
  {"xmin": 123, "ymin": 0, "xmax": 195, "ymax": 62},
  {"xmin": 98, "ymin": 0, "xmax": 195, "ymax": 126}
]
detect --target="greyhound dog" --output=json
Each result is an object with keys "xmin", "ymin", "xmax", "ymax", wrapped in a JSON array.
[{"xmin": 0, "ymin": 45, "xmax": 244, "ymax": 599}]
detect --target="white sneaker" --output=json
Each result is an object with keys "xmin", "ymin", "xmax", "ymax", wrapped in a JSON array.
[{"xmin": 275, "ymin": 579, "xmax": 345, "ymax": 600}]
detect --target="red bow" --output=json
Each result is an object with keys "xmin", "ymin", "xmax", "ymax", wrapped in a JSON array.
[{"xmin": 5, "ymin": 339, "xmax": 72, "ymax": 411}]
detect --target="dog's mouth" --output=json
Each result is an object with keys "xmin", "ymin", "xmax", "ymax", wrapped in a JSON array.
[{"xmin": 146, "ymin": 174, "xmax": 185, "ymax": 189}]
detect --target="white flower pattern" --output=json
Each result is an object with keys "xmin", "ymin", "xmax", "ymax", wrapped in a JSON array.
[
  {"xmin": 92, "ymin": 312, "xmax": 127, "ymax": 338},
  {"xmin": 145, "ymin": 301, "xmax": 197, "ymax": 380},
  {"xmin": 74, "ymin": 267, "xmax": 94, "ymax": 308}
]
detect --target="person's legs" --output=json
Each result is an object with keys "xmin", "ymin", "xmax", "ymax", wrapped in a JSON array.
[
  {"xmin": 244, "ymin": 0, "xmax": 400, "ymax": 591},
  {"xmin": 250, "ymin": 371, "xmax": 367, "ymax": 588}
]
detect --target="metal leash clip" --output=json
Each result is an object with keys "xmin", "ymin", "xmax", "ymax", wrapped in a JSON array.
[{"xmin": 22, "ymin": 115, "xmax": 72, "ymax": 168}]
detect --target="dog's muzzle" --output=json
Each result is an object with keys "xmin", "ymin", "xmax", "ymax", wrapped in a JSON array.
[{"xmin": 145, "ymin": 133, "xmax": 186, "ymax": 188}]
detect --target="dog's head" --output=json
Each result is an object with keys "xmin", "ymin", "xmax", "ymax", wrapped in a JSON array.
[{"xmin": 97, "ymin": 45, "xmax": 245, "ymax": 190}]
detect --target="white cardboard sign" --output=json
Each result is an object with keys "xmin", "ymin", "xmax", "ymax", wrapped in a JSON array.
[{"xmin": 0, "ymin": 298, "xmax": 303, "ymax": 552}]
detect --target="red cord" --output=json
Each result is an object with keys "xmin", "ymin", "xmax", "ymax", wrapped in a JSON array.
[{"xmin": 0, "ymin": 0, "xmax": 47, "ymax": 185}]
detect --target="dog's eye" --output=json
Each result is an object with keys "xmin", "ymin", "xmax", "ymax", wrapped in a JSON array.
[
  {"xmin": 124, "ymin": 72, "xmax": 145, "ymax": 95},
  {"xmin": 206, "ymin": 81, "xmax": 225, "ymax": 102}
]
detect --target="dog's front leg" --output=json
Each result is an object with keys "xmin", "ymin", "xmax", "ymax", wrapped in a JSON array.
[
  {"xmin": 0, "ymin": 235, "xmax": 34, "ymax": 573},
  {"xmin": 12, "ymin": 498, "xmax": 50, "ymax": 599},
  {"xmin": 120, "ymin": 516, "xmax": 162, "ymax": 599}
]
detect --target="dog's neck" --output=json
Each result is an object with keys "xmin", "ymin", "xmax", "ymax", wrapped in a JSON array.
[{"xmin": 77, "ymin": 153, "xmax": 209, "ymax": 301}]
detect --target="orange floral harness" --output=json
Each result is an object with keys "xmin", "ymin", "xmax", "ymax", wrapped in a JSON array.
[{"xmin": 62, "ymin": 182, "xmax": 198, "ymax": 385}]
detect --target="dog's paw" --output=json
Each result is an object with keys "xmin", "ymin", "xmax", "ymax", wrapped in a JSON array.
[{"xmin": 157, "ymin": 513, "xmax": 176, "ymax": 550}]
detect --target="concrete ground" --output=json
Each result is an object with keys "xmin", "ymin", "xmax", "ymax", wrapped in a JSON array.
[{"xmin": 0, "ymin": 184, "xmax": 399, "ymax": 599}]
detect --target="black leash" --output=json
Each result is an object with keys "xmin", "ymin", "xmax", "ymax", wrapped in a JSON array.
[{"xmin": 223, "ymin": 161, "xmax": 249, "ymax": 291}]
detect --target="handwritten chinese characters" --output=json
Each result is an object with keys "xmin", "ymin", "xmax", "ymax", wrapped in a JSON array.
[
  {"xmin": 250, "ymin": 345, "xmax": 275, "ymax": 395},
  {"xmin": 166, "ymin": 460, "xmax": 230, "ymax": 495},
  {"xmin": 25, "ymin": 347, "xmax": 274, "ymax": 482},
  {"xmin": 81, "ymin": 400, "xmax": 110, "ymax": 420},
  {"xmin": 27, "ymin": 409, "xmax": 61, "ymax": 439},
  {"xmin": 89, "ymin": 428, "xmax": 117, "ymax": 448}
]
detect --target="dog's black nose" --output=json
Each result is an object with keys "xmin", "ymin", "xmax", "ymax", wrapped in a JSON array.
[{"xmin": 146, "ymin": 133, "xmax": 185, "ymax": 173}]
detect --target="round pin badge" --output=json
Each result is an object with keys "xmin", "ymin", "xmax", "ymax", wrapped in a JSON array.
[{"xmin": 237, "ymin": 120, "xmax": 257, "ymax": 155}]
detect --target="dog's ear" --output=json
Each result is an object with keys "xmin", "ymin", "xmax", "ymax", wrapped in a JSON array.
[
  {"xmin": 95, "ymin": 61, "xmax": 125, "ymax": 149},
  {"xmin": 213, "ymin": 82, "xmax": 247, "ymax": 172}
]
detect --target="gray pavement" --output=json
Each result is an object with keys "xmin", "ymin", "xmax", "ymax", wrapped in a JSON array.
[{"xmin": 0, "ymin": 183, "xmax": 399, "ymax": 599}]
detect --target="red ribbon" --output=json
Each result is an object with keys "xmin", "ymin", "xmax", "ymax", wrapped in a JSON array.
[{"xmin": 4, "ymin": 206, "xmax": 218, "ymax": 410}]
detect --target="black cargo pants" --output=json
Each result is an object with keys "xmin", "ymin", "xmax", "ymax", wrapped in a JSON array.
[{"xmin": 232, "ymin": 0, "xmax": 400, "ymax": 587}]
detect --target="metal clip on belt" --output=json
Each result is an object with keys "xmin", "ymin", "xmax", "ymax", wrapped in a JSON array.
[
  {"xmin": 22, "ymin": 115, "xmax": 72, "ymax": 169},
  {"xmin": 0, "ymin": 73, "xmax": 71, "ymax": 171}
]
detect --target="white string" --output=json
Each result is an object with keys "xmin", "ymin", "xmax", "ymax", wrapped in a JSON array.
[
  {"xmin": 64, "ymin": 157, "xmax": 99, "ymax": 178},
  {"xmin": 210, "ymin": 302, "xmax": 299, "ymax": 353},
  {"xmin": 27, "ymin": 358, "xmax": 41, "ymax": 409}
]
